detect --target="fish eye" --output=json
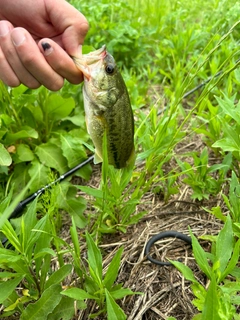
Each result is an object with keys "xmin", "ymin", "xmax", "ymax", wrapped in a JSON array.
[{"xmin": 105, "ymin": 64, "xmax": 115, "ymax": 74}]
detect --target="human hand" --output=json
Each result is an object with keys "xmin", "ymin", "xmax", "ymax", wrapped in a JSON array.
[{"xmin": 0, "ymin": 0, "xmax": 89, "ymax": 90}]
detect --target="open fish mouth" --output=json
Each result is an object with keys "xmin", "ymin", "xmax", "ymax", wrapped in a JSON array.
[
  {"xmin": 84, "ymin": 45, "xmax": 107, "ymax": 63},
  {"xmin": 73, "ymin": 45, "xmax": 107, "ymax": 80}
]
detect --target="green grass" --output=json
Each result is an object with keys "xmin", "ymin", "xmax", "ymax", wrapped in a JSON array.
[{"xmin": 1, "ymin": 0, "xmax": 240, "ymax": 318}]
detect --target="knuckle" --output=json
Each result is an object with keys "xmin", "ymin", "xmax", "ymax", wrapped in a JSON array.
[
  {"xmin": 81, "ymin": 21, "xmax": 89, "ymax": 35},
  {"xmin": 4, "ymin": 77, "xmax": 20, "ymax": 87},
  {"xmin": 21, "ymin": 52, "xmax": 36, "ymax": 67},
  {"xmin": 67, "ymin": 74, "xmax": 83, "ymax": 85},
  {"xmin": 75, "ymin": 15, "xmax": 89, "ymax": 36},
  {"xmin": 0, "ymin": 63, "xmax": 20, "ymax": 88},
  {"xmin": 80, "ymin": 21, "xmax": 89, "ymax": 36},
  {"xmin": 47, "ymin": 77, "xmax": 64, "ymax": 91},
  {"xmin": 3, "ymin": 46, "xmax": 15, "ymax": 60},
  {"xmin": 25, "ymin": 81, "xmax": 41, "ymax": 90}
]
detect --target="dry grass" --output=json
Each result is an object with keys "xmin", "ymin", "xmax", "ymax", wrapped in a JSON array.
[
  {"xmin": 2, "ymin": 166, "xmax": 225, "ymax": 320},
  {"xmin": 70, "ymin": 173, "xmax": 224, "ymax": 320},
  {"xmin": 2, "ymin": 127, "xmax": 227, "ymax": 320}
]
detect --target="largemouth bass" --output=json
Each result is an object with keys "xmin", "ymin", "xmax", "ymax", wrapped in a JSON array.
[{"xmin": 73, "ymin": 45, "xmax": 135, "ymax": 169}]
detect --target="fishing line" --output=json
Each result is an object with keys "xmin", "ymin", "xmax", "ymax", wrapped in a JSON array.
[
  {"xmin": 158, "ymin": 57, "xmax": 240, "ymax": 116},
  {"xmin": 157, "ymin": 72, "xmax": 223, "ymax": 116}
]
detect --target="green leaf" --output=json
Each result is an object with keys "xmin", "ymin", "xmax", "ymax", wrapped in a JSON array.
[
  {"xmin": 48, "ymin": 296, "xmax": 83, "ymax": 320},
  {"xmin": 0, "ymin": 143, "xmax": 12, "ymax": 166},
  {"xmin": 20, "ymin": 284, "xmax": 62, "ymax": 320},
  {"xmin": 11, "ymin": 83, "xmax": 29, "ymax": 97},
  {"xmin": 103, "ymin": 247, "xmax": 123, "ymax": 289},
  {"xmin": 45, "ymin": 264, "xmax": 72, "ymax": 290},
  {"xmin": 110, "ymin": 288, "xmax": 138, "ymax": 300},
  {"xmin": 0, "ymin": 114, "xmax": 14, "ymax": 126},
  {"xmin": 220, "ymin": 239, "xmax": 240, "ymax": 281},
  {"xmin": 62, "ymin": 198, "xmax": 87, "ymax": 228},
  {"xmin": 0, "ymin": 275, "xmax": 24, "ymax": 303},
  {"xmin": 60, "ymin": 133, "xmax": 86, "ymax": 168},
  {"xmin": 15, "ymin": 144, "xmax": 34, "ymax": 162},
  {"xmin": 215, "ymin": 94, "xmax": 240, "ymax": 125},
  {"xmin": 86, "ymin": 232, "xmax": 103, "ymax": 284},
  {"xmin": 215, "ymin": 215, "xmax": 233, "ymax": 279},
  {"xmin": 1, "ymin": 220, "xmax": 21, "ymax": 252},
  {"xmin": 20, "ymin": 198, "xmax": 38, "ymax": 255},
  {"xmin": 62, "ymin": 114, "xmax": 84, "ymax": 126},
  {"xmin": 0, "ymin": 164, "xmax": 40, "ymax": 228},
  {"xmin": 27, "ymin": 215, "xmax": 50, "ymax": 255},
  {"xmin": 44, "ymin": 94, "xmax": 75, "ymax": 121},
  {"xmin": 35, "ymin": 142, "xmax": 68, "ymax": 173},
  {"xmin": 189, "ymin": 229, "xmax": 212, "ymax": 279},
  {"xmin": 70, "ymin": 217, "xmax": 80, "ymax": 258},
  {"xmin": 28, "ymin": 160, "xmax": 50, "ymax": 193},
  {"xmin": 11, "ymin": 163, "xmax": 30, "ymax": 194},
  {"xmin": 202, "ymin": 279, "xmax": 221, "ymax": 320},
  {"xmin": 56, "ymin": 183, "xmax": 87, "ymax": 228},
  {"xmin": 228, "ymin": 171, "xmax": 240, "ymax": 221},
  {"xmin": 105, "ymin": 289, "xmax": 126, "ymax": 320},
  {"xmin": 0, "ymin": 248, "xmax": 21, "ymax": 264},
  {"xmin": 213, "ymin": 138, "xmax": 240, "ymax": 153},
  {"xmin": 0, "ymin": 271, "xmax": 22, "ymax": 278},
  {"xmin": 77, "ymin": 186, "xmax": 104, "ymax": 199},
  {"xmin": 208, "ymin": 206, "xmax": 226, "ymax": 222},
  {"xmin": 170, "ymin": 260, "xmax": 198, "ymax": 284},
  {"xmin": 61, "ymin": 287, "xmax": 96, "ymax": 300},
  {"xmin": 192, "ymin": 314, "xmax": 202, "ymax": 320},
  {"xmin": 25, "ymin": 104, "xmax": 43, "ymax": 124},
  {"xmin": 33, "ymin": 248, "xmax": 56, "ymax": 259},
  {"xmin": 5, "ymin": 126, "xmax": 38, "ymax": 144},
  {"xmin": 0, "ymin": 130, "xmax": 7, "ymax": 140}
]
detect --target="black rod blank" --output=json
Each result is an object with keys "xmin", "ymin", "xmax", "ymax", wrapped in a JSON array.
[{"xmin": 8, "ymin": 155, "xmax": 94, "ymax": 220}]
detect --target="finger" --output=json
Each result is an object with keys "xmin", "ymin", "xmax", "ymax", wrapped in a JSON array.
[
  {"xmin": 0, "ymin": 21, "xmax": 41, "ymax": 89},
  {"xmin": 0, "ymin": 22, "xmax": 20, "ymax": 87},
  {"xmin": 38, "ymin": 38, "xmax": 83, "ymax": 84},
  {"xmin": 11, "ymin": 27, "xmax": 64, "ymax": 91},
  {"xmin": 46, "ymin": 0, "xmax": 89, "ymax": 56}
]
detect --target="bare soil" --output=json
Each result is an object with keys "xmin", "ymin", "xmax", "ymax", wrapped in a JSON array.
[
  {"xmin": 1, "ymin": 164, "xmax": 225, "ymax": 320},
  {"xmin": 1, "ymin": 123, "xmax": 226, "ymax": 320},
  {"xmin": 70, "ymin": 163, "xmax": 224, "ymax": 320}
]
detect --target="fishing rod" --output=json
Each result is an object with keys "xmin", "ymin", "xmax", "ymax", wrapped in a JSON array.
[
  {"xmin": 8, "ymin": 155, "xmax": 94, "ymax": 220},
  {"xmin": 1, "ymin": 155, "xmax": 94, "ymax": 246}
]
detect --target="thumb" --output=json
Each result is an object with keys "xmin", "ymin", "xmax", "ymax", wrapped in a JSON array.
[{"xmin": 47, "ymin": 0, "xmax": 89, "ymax": 56}]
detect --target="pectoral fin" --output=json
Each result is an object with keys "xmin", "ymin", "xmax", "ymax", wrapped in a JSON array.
[{"xmin": 93, "ymin": 149, "xmax": 103, "ymax": 164}]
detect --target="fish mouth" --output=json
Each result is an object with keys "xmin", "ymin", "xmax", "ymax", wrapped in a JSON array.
[
  {"xmin": 73, "ymin": 45, "xmax": 107, "ymax": 80},
  {"xmin": 85, "ymin": 45, "xmax": 106, "ymax": 62}
]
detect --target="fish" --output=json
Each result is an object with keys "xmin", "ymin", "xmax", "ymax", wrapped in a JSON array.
[{"xmin": 73, "ymin": 45, "xmax": 135, "ymax": 169}]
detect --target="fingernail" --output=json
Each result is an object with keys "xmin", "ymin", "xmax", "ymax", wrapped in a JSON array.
[
  {"xmin": 11, "ymin": 28, "xmax": 26, "ymax": 46},
  {"xmin": 41, "ymin": 42, "xmax": 53, "ymax": 56},
  {"xmin": 0, "ymin": 22, "xmax": 10, "ymax": 37}
]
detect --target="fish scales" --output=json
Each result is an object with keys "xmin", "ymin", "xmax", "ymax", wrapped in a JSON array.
[{"xmin": 73, "ymin": 45, "xmax": 134, "ymax": 169}]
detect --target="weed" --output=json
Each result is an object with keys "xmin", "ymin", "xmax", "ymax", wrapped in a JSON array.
[
  {"xmin": 176, "ymin": 148, "xmax": 231, "ymax": 200},
  {"xmin": 62, "ymin": 232, "xmax": 141, "ymax": 319},
  {"xmin": 172, "ymin": 216, "xmax": 240, "ymax": 320},
  {"xmin": 1, "ymin": 0, "xmax": 240, "ymax": 318}
]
